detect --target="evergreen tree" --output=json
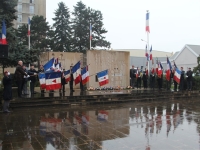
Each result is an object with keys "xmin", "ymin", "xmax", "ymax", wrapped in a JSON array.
[
  {"xmin": 52, "ymin": 2, "xmax": 72, "ymax": 52},
  {"xmin": 17, "ymin": 15, "xmax": 50, "ymax": 51},
  {"xmin": 72, "ymin": 1, "xmax": 111, "ymax": 52}
]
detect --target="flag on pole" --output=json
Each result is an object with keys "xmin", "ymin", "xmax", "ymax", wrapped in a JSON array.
[
  {"xmin": 64, "ymin": 70, "xmax": 70, "ymax": 82},
  {"xmin": 28, "ymin": 17, "xmax": 31, "ymax": 36},
  {"xmin": 97, "ymin": 70, "xmax": 109, "ymax": 86},
  {"xmin": 145, "ymin": 44, "xmax": 148, "ymax": 57},
  {"xmin": 166, "ymin": 57, "xmax": 172, "ymax": 81},
  {"xmin": 150, "ymin": 45, "xmax": 152, "ymax": 60},
  {"xmin": 146, "ymin": 11, "xmax": 150, "ymax": 33},
  {"xmin": 45, "ymin": 72, "xmax": 61, "ymax": 90},
  {"xmin": 38, "ymin": 73, "xmax": 46, "ymax": 89},
  {"xmin": 81, "ymin": 66, "xmax": 89, "ymax": 85},
  {"xmin": 158, "ymin": 62, "xmax": 163, "ymax": 76},
  {"xmin": 43, "ymin": 58, "xmax": 55, "ymax": 71},
  {"xmin": 1, "ymin": 20, "xmax": 7, "ymax": 44},
  {"xmin": 72, "ymin": 61, "xmax": 81, "ymax": 85},
  {"xmin": 174, "ymin": 68, "xmax": 181, "ymax": 84}
]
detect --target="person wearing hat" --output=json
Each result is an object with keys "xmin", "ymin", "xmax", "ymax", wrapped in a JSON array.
[
  {"xmin": 69, "ymin": 65, "xmax": 74, "ymax": 92},
  {"xmin": 186, "ymin": 67, "xmax": 193, "ymax": 90},
  {"xmin": 179, "ymin": 67, "xmax": 185, "ymax": 91},
  {"xmin": 14, "ymin": 60, "xmax": 28, "ymax": 98},
  {"xmin": 2, "ymin": 71, "xmax": 12, "ymax": 113}
]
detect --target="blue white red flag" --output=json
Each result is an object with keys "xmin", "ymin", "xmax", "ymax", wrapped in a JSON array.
[
  {"xmin": 43, "ymin": 58, "xmax": 55, "ymax": 71},
  {"xmin": 64, "ymin": 70, "xmax": 70, "ymax": 82},
  {"xmin": 38, "ymin": 73, "xmax": 46, "ymax": 89},
  {"xmin": 72, "ymin": 61, "xmax": 81, "ymax": 85},
  {"xmin": 150, "ymin": 45, "xmax": 152, "ymax": 60},
  {"xmin": 97, "ymin": 70, "xmax": 109, "ymax": 86},
  {"xmin": 97, "ymin": 110, "xmax": 108, "ymax": 121},
  {"xmin": 157, "ymin": 61, "xmax": 163, "ymax": 75},
  {"xmin": 45, "ymin": 72, "xmax": 61, "ymax": 90},
  {"xmin": 174, "ymin": 68, "xmax": 181, "ymax": 84},
  {"xmin": 81, "ymin": 66, "xmax": 89, "ymax": 85},
  {"xmin": 28, "ymin": 17, "xmax": 31, "ymax": 36},
  {"xmin": 146, "ymin": 11, "xmax": 150, "ymax": 33},
  {"xmin": 166, "ymin": 57, "xmax": 172, "ymax": 81},
  {"xmin": 0, "ymin": 20, "xmax": 7, "ymax": 44}
]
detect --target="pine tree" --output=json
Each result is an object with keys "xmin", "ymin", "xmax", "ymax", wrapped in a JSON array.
[
  {"xmin": 52, "ymin": 2, "xmax": 72, "ymax": 52},
  {"xmin": 72, "ymin": 1, "xmax": 111, "ymax": 52}
]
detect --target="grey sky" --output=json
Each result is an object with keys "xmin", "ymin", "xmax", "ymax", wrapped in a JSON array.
[{"xmin": 46, "ymin": 0, "xmax": 200, "ymax": 53}]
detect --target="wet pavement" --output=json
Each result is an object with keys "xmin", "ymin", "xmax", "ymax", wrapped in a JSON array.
[{"xmin": 1, "ymin": 99, "xmax": 200, "ymax": 150}]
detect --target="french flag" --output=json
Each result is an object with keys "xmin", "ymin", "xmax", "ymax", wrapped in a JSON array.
[
  {"xmin": 97, "ymin": 70, "xmax": 109, "ymax": 86},
  {"xmin": 81, "ymin": 66, "xmax": 89, "ymax": 85},
  {"xmin": 45, "ymin": 72, "xmax": 61, "ymax": 90},
  {"xmin": 28, "ymin": 17, "xmax": 31, "ymax": 36},
  {"xmin": 38, "ymin": 73, "xmax": 46, "ymax": 89},
  {"xmin": 146, "ymin": 11, "xmax": 150, "ymax": 33},
  {"xmin": 166, "ymin": 57, "xmax": 172, "ymax": 81},
  {"xmin": 1, "ymin": 20, "xmax": 7, "ymax": 44},
  {"xmin": 72, "ymin": 61, "xmax": 81, "ymax": 85},
  {"xmin": 150, "ymin": 45, "xmax": 152, "ymax": 60},
  {"xmin": 174, "ymin": 68, "xmax": 181, "ymax": 84},
  {"xmin": 64, "ymin": 70, "xmax": 70, "ymax": 82},
  {"xmin": 43, "ymin": 58, "xmax": 55, "ymax": 71},
  {"xmin": 97, "ymin": 110, "xmax": 108, "ymax": 121},
  {"xmin": 157, "ymin": 61, "xmax": 163, "ymax": 76},
  {"xmin": 90, "ymin": 24, "xmax": 92, "ymax": 40}
]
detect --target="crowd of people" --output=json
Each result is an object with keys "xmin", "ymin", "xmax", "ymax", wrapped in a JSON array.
[{"xmin": 130, "ymin": 65, "xmax": 193, "ymax": 91}]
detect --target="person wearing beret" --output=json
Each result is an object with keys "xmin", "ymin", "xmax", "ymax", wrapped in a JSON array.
[{"xmin": 3, "ymin": 71, "xmax": 12, "ymax": 113}]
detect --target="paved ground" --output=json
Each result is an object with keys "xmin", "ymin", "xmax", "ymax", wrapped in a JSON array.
[{"xmin": 0, "ymin": 99, "xmax": 200, "ymax": 150}]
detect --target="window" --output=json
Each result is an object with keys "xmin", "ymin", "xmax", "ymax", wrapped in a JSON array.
[
  {"xmin": 29, "ymin": 6, "xmax": 34, "ymax": 14},
  {"xmin": 17, "ymin": 4, "xmax": 22, "ymax": 12},
  {"xmin": 30, "ymin": 0, "xmax": 34, "ymax": 3},
  {"xmin": 17, "ymin": 14, "xmax": 22, "ymax": 22}
]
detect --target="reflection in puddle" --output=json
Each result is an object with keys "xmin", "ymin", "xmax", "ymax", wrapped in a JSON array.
[{"xmin": 1, "ymin": 100, "xmax": 200, "ymax": 149}]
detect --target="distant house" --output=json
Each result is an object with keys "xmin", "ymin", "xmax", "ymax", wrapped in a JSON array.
[{"xmin": 161, "ymin": 44, "xmax": 200, "ymax": 71}]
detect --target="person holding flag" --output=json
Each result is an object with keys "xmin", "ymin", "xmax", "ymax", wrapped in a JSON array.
[
  {"xmin": 69, "ymin": 65, "xmax": 74, "ymax": 92},
  {"xmin": 150, "ymin": 68, "xmax": 155, "ymax": 90},
  {"xmin": 142, "ymin": 68, "xmax": 148, "ymax": 89},
  {"xmin": 179, "ymin": 67, "xmax": 185, "ymax": 91}
]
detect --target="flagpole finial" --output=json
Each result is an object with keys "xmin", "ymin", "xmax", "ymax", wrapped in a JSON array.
[{"xmin": 147, "ymin": 10, "xmax": 149, "ymax": 13}]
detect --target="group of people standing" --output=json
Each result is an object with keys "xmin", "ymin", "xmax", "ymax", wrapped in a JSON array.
[{"xmin": 130, "ymin": 65, "xmax": 193, "ymax": 91}]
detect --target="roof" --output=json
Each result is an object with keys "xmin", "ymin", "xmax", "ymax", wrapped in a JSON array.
[
  {"xmin": 170, "ymin": 51, "xmax": 179, "ymax": 61},
  {"xmin": 173, "ymin": 44, "xmax": 200, "ymax": 60}
]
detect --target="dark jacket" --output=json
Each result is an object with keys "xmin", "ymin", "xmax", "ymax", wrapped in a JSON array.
[
  {"xmin": 180, "ymin": 71, "xmax": 185, "ymax": 81},
  {"xmin": 186, "ymin": 70, "xmax": 193, "ymax": 81},
  {"xmin": 3, "ymin": 75, "xmax": 12, "ymax": 101},
  {"xmin": 142, "ymin": 72, "xmax": 148, "ymax": 81},
  {"xmin": 28, "ymin": 69, "xmax": 38, "ymax": 82},
  {"xmin": 61, "ymin": 72, "xmax": 66, "ymax": 85},
  {"xmin": 130, "ymin": 69, "xmax": 136, "ymax": 78},
  {"xmin": 14, "ymin": 64, "xmax": 27, "ymax": 80}
]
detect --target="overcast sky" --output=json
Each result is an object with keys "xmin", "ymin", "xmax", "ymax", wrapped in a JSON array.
[{"xmin": 46, "ymin": 0, "xmax": 200, "ymax": 53}]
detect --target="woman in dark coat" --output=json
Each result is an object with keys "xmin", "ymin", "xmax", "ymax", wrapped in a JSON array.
[{"xmin": 3, "ymin": 71, "xmax": 12, "ymax": 113}]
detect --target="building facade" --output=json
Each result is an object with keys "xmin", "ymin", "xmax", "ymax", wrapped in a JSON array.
[{"xmin": 14, "ymin": 0, "xmax": 46, "ymax": 28}]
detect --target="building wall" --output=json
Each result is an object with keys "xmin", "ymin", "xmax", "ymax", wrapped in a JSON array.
[
  {"xmin": 14, "ymin": 0, "xmax": 46, "ymax": 29},
  {"xmin": 87, "ymin": 50, "xmax": 130, "ymax": 88},
  {"xmin": 114, "ymin": 49, "xmax": 173, "ymax": 57},
  {"xmin": 175, "ymin": 47, "xmax": 197, "ymax": 70}
]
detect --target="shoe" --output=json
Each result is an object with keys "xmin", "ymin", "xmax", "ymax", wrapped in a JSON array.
[{"xmin": 3, "ymin": 110, "xmax": 10, "ymax": 113}]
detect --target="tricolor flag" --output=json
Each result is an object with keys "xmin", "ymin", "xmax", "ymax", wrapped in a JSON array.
[
  {"xmin": 174, "ymin": 68, "xmax": 181, "ymax": 84},
  {"xmin": 97, "ymin": 70, "xmax": 109, "ymax": 86},
  {"xmin": 166, "ymin": 57, "xmax": 172, "ymax": 81},
  {"xmin": 90, "ymin": 23, "xmax": 92, "ymax": 40},
  {"xmin": 72, "ymin": 61, "xmax": 81, "ymax": 85},
  {"xmin": 45, "ymin": 72, "xmax": 61, "ymax": 90},
  {"xmin": 1, "ymin": 20, "xmax": 7, "ymax": 44},
  {"xmin": 38, "ymin": 73, "xmax": 46, "ymax": 89},
  {"xmin": 43, "ymin": 58, "xmax": 55, "ymax": 71},
  {"xmin": 28, "ymin": 17, "xmax": 31, "ymax": 36},
  {"xmin": 64, "ymin": 70, "xmax": 70, "ymax": 82},
  {"xmin": 97, "ymin": 110, "xmax": 108, "ymax": 121},
  {"xmin": 150, "ymin": 45, "xmax": 152, "ymax": 60},
  {"xmin": 146, "ymin": 11, "xmax": 150, "ymax": 33},
  {"xmin": 81, "ymin": 66, "xmax": 89, "ymax": 85},
  {"xmin": 145, "ymin": 44, "xmax": 148, "ymax": 57}
]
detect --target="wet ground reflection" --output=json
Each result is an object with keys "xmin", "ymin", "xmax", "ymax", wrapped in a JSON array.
[{"xmin": 1, "ymin": 99, "xmax": 200, "ymax": 150}]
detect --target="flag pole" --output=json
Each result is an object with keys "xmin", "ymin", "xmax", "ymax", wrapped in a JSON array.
[
  {"xmin": 146, "ymin": 10, "xmax": 150, "ymax": 76},
  {"xmin": 90, "ymin": 23, "xmax": 91, "ymax": 50}
]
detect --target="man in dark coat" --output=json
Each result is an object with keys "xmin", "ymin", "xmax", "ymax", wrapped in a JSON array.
[
  {"xmin": 61, "ymin": 69, "xmax": 66, "ymax": 92},
  {"xmin": 186, "ymin": 67, "xmax": 193, "ymax": 90},
  {"xmin": 70, "ymin": 66, "xmax": 74, "ymax": 92},
  {"xmin": 28, "ymin": 64, "xmax": 38, "ymax": 94},
  {"xmin": 150, "ymin": 68, "xmax": 155, "ymax": 90},
  {"xmin": 142, "ymin": 69, "xmax": 148, "ymax": 89},
  {"xmin": 14, "ymin": 60, "xmax": 27, "ymax": 98},
  {"xmin": 38, "ymin": 65, "xmax": 45, "ymax": 93},
  {"xmin": 22, "ymin": 65, "xmax": 29, "ymax": 95},
  {"xmin": 3, "ymin": 71, "xmax": 12, "ymax": 113},
  {"xmin": 179, "ymin": 67, "xmax": 185, "ymax": 91},
  {"xmin": 80, "ymin": 68, "xmax": 84, "ymax": 91},
  {"xmin": 130, "ymin": 65, "xmax": 136, "ymax": 88}
]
